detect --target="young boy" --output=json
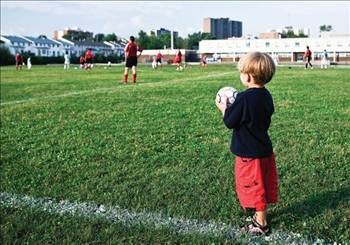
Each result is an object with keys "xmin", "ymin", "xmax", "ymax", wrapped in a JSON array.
[
  {"xmin": 123, "ymin": 36, "xmax": 143, "ymax": 84},
  {"xmin": 216, "ymin": 52, "xmax": 278, "ymax": 236}
]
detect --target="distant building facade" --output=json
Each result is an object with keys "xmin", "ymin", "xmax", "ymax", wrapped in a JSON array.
[
  {"xmin": 203, "ymin": 18, "xmax": 242, "ymax": 39},
  {"xmin": 54, "ymin": 27, "xmax": 93, "ymax": 41},
  {"xmin": 199, "ymin": 36, "xmax": 350, "ymax": 64},
  {"xmin": 259, "ymin": 31, "xmax": 281, "ymax": 39}
]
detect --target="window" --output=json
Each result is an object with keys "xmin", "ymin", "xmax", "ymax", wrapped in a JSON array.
[
  {"xmin": 53, "ymin": 51, "xmax": 56, "ymax": 56},
  {"xmin": 295, "ymin": 42, "xmax": 300, "ymax": 47},
  {"xmin": 265, "ymin": 42, "xmax": 270, "ymax": 47},
  {"xmin": 246, "ymin": 42, "xmax": 250, "ymax": 47}
]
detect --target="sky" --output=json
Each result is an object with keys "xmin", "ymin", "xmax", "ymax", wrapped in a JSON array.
[{"xmin": 1, "ymin": 1, "xmax": 349, "ymax": 39}]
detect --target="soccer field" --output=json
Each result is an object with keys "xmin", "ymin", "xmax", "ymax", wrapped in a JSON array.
[{"xmin": 1, "ymin": 64, "xmax": 349, "ymax": 243}]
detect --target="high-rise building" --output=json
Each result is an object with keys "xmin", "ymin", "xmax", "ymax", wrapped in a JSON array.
[
  {"xmin": 203, "ymin": 18, "xmax": 242, "ymax": 39},
  {"xmin": 149, "ymin": 28, "xmax": 178, "ymax": 38}
]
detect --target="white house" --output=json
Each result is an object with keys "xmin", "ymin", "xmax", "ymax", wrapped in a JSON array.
[
  {"xmin": 55, "ymin": 38, "xmax": 75, "ymax": 56},
  {"xmin": 22, "ymin": 35, "xmax": 63, "ymax": 57},
  {"xmin": 0, "ymin": 35, "xmax": 32, "ymax": 54}
]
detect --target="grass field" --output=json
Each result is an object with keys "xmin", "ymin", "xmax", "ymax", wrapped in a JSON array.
[{"xmin": 1, "ymin": 64, "xmax": 349, "ymax": 244}]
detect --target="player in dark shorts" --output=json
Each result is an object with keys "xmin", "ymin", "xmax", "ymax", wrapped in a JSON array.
[
  {"xmin": 84, "ymin": 48, "xmax": 94, "ymax": 70},
  {"xmin": 202, "ymin": 55, "xmax": 208, "ymax": 67},
  {"xmin": 304, "ymin": 46, "xmax": 313, "ymax": 69},
  {"xmin": 15, "ymin": 53, "xmax": 23, "ymax": 70},
  {"xmin": 156, "ymin": 51, "xmax": 163, "ymax": 68},
  {"xmin": 123, "ymin": 36, "xmax": 143, "ymax": 84}
]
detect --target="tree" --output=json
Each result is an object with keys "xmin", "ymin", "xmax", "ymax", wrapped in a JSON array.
[
  {"xmin": 94, "ymin": 33, "xmax": 105, "ymax": 42},
  {"xmin": 186, "ymin": 32, "xmax": 214, "ymax": 49},
  {"xmin": 0, "ymin": 46, "xmax": 14, "ymax": 66},
  {"xmin": 320, "ymin": 25, "xmax": 332, "ymax": 32},
  {"xmin": 104, "ymin": 33, "xmax": 118, "ymax": 42},
  {"xmin": 137, "ymin": 30, "xmax": 149, "ymax": 49}
]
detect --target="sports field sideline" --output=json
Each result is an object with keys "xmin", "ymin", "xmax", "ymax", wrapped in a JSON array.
[{"xmin": 1, "ymin": 64, "xmax": 349, "ymax": 243}]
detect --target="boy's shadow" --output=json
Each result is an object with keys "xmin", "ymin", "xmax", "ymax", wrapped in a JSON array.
[{"xmin": 270, "ymin": 185, "xmax": 350, "ymax": 225}]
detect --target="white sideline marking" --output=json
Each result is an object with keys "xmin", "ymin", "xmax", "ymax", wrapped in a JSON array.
[
  {"xmin": 0, "ymin": 192, "xmax": 324, "ymax": 244},
  {"xmin": 1, "ymin": 72, "xmax": 231, "ymax": 106}
]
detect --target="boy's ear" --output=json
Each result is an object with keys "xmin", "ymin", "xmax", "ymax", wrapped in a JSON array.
[{"xmin": 246, "ymin": 74, "xmax": 252, "ymax": 83}]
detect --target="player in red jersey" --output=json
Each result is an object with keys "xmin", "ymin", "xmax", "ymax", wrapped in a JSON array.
[
  {"xmin": 15, "ymin": 53, "xmax": 23, "ymax": 70},
  {"xmin": 123, "ymin": 36, "xmax": 143, "ymax": 84},
  {"xmin": 156, "ymin": 50, "xmax": 163, "ymax": 68},
  {"xmin": 84, "ymin": 48, "xmax": 94, "ymax": 70},
  {"xmin": 304, "ymin": 46, "xmax": 313, "ymax": 69},
  {"xmin": 174, "ymin": 50, "xmax": 183, "ymax": 71},
  {"xmin": 79, "ymin": 56, "xmax": 85, "ymax": 69}
]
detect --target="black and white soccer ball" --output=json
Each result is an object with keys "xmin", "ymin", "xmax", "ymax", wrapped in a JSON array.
[{"xmin": 216, "ymin": 87, "xmax": 238, "ymax": 107}]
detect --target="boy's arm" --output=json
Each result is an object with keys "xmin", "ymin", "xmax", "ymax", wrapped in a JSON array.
[{"xmin": 222, "ymin": 96, "xmax": 244, "ymax": 129}]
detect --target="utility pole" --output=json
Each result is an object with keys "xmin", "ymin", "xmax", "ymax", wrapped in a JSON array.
[{"xmin": 171, "ymin": 31, "xmax": 174, "ymax": 50}]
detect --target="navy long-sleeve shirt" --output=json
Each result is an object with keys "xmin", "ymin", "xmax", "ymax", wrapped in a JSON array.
[{"xmin": 223, "ymin": 87, "xmax": 274, "ymax": 158}]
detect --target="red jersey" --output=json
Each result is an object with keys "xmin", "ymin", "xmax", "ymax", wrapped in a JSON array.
[
  {"xmin": 305, "ymin": 49, "xmax": 311, "ymax": 57},
  {"xmin": 125, "ymin": 42, "xmax": 142, "ymax": 57},
  {"xmin": 80, "ymin": 57, "xmax": 85, "ymax": 64},
  {"xmin": 175, "ymin": 52, "xmax": 182, "ymax": 62},
  {"xmin": 16, "ymin": 54, "xmax": 23, "ymax": 62},
  {"xmin": 156, "ymin": 52, "xmax": 162, "ymax": 60},
  {"xmin": 85, "ymin": 50, "xmax": 94, "ymax": 59}
]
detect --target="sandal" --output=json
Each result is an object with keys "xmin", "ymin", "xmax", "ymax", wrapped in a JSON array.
[{"xmin": 241, "ymin": 215, "xmax": 271, "ymax": 236}]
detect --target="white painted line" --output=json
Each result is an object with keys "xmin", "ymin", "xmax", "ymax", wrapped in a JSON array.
[
  {"xmin": 1, "ymin": 72, "xmax": 231, "ymax": 106},
  {"xmin": 0, "ymin": 192, "xmax": 325, "ymax": 244}
]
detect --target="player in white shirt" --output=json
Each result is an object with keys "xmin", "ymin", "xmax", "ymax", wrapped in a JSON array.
[{"xmin": 64, "ymin": 51, "xmax": 70, "ymax": 70}]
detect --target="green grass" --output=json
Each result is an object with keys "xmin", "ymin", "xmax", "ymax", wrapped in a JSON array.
[{"xmin": 1, "ymin": 64, "xmax": 349, "ymax": 243}]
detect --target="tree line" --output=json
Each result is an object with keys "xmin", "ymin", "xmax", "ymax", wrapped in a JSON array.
[{"xmin": 69, "ymin": 31, "xmax": 216, "ymax": 50}]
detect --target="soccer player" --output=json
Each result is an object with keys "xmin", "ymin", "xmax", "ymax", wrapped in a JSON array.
[
  {"xmin": 123, "ymin": 36, "xmax": 143, "ymax": 84},
  {"xmin": 27, "ymin": 57, "xmax": 32, "ymax": 70},
  {"xmin": 156, "ymin": 50, "xmax": 163, "ymax": 68},
  {"xmin": 79, "ymin": 56, "xmax": 85, "ymax": 69},
  {"xmin": 216, "ymin": 52, "xmax": 278, "ymax": 236},
  {"xmin": 321, "ymin": 49, "xmax": 328, "ymax": 69},
  {"xmin": 15, "ymin": 53, "xmax": 23, "ymax": 70},
  {"xmin": 84, "ymin": 48, "xmax": 94, "ymax": 70},
  {"xmin": 64, "ymin": 51, "xmax": 70, "ymax": 70},
  {"xmin": 201, "ymin": 55, "xmax": 208, "ymax": 67},
  {"xmin": 304, "ymin": 46, "xmax": 313, "ymax": 69},
  {"xmin": 174, "ymin": 50, "xmax": 183, "ymax": 71}
]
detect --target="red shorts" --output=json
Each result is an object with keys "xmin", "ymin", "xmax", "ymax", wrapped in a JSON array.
[{"xmin": 235, "ymin": 154, "xmax": 278, "ymax": 211}]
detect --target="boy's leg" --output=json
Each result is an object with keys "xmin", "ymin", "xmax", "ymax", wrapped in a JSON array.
[
  {"xmin": 124, "ymin": 67, "xmax": 129, "ymax": 84},
  {"xmin": 132, "ymin": 66, "xmax": 137, "ymax": 83},
  {"xmin": 255, "ymin": 210, "xmax": 267, "ymax": 227}
]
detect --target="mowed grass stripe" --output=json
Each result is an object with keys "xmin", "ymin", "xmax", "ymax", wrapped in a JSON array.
[
  {"xmin": 0, "ymin": 71, "xmax": 232, "ymax": 106},
  {"xmin": 0, "ymin": 191, "xmax": 320, "ymax": 244}
]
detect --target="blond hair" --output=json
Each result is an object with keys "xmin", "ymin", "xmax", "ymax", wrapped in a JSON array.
[{"xmin": 238, "ymin": 52, "xmax": 276, "ymax": 85}]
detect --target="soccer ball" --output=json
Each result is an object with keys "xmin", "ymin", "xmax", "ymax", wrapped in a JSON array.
[{"xmin": 216, "ymin": 87, "xmax": 238, "ymax": 106}]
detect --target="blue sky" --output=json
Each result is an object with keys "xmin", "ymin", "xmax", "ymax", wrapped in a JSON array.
[{"xmin": 1, "ymin": 1, "xmax": 349, "ymax": 38}]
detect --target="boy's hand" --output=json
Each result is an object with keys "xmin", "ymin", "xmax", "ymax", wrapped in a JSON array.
[{"xmin": 215, "ymin": 96, "xmax": 228, "ymax": 116}]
